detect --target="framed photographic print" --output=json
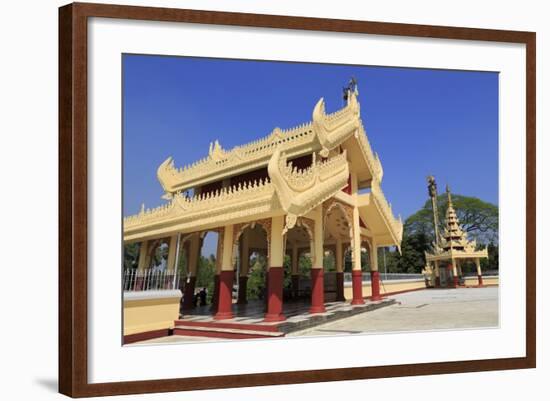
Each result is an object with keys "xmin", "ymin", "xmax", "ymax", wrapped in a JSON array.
[{"xmin": 59, "ymin": 2, "xmax": 536, "ymax": 397}]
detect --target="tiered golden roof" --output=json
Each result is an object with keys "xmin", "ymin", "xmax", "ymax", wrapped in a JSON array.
[{"xmin": 124, "ymin": 88, "xmax": 403, "ymax": 247}]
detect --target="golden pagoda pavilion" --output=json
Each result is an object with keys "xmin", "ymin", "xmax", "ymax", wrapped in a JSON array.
[
  {"xmin": 425, "ymin": 186, "xmax": 488, "ymax": 288},
  {"xmin": 123, "ymin": 83, "xmax": 403, "ymax": 339}
]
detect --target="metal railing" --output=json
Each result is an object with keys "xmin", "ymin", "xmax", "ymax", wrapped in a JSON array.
[
  {"xmin": 123, "ymin": 269, "xmax": 181, "ymax": 292},
  {"xmin": 343, "ymin": 272, "xmax": 424, "ymax": 282}
]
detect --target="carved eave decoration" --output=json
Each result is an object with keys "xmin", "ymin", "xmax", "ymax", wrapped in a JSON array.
[
  {"xmin": 268, "ymin": 147, "xmax": 349, "ymax": 234},
  {"xmin": 123, "ymin": 177, "xmax": 276, "ymax": 241},
  {"xmin": 313, "ymin": 91, "xmax": 360, "ymax": 157}
]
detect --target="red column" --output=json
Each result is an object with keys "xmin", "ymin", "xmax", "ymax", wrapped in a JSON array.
[
  {"xmin": 210, "ymin": 274, "xmax": 220, "ymax": 312},
  {"xmin": 310, "ymin": 267, "xmax": 326, "ymax": 313},
  {"xmin": 351, "ymin": 270, "xmax": 364, "ymax": 305},
  {"xmin": 214, "ymin": 271, "xmax": 234, "ymax": 320},
  {"xmin": 336, "ymin": 272, "xmax": 345, "ymax": 302},
  {"xmin": 435, "ymin": 276, "xmax": 441, "ymax": 288},
  {"xmin": 477, "ymin": 275, "xmax": 484, "ymax": 287},
  {"xmin": 264, "ymin": 267, "xmax": 285, "ymax": 322},
  {"xmin": 181, "ymin": 276, "xmax": 197, "ymax": 311},
  {"xmin": 237, "ymin": 276, "xmax": 248, "ymax": 304},
  {"xmin": 291, "ymin": 274, "xmax": 300, "ymax": 299},
  {"xmin": 370, "ymin": 271, "xmax": 382, "ymax": 301}
]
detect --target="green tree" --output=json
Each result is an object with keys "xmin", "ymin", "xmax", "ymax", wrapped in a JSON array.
[
  {"xmin": 395, "ymin": 231, "xmax": 431, "ymax": 273},
  {"xmin": 481, "ymin": 241, "xmax": 499, "ymax": 272},
  {"xmin": 196, "ymin": 254, "xmax": 216, "ymax": 303},
  {"xmin": 387, "ymin": 194, "xmax": 499, "ymax": 273},
  {"xmin": 299, "ymin": 254, "xmax": 312, "ymax": 275},
  {"xmin": 123, "ymin": 243, "xmax": 140, "ymax": 270},
  {"xmin": 406, "ymin": 194, "xmax": 498, "ymax": 244},
  {"xmin": 247, "ymin": 253, "xmax": 267, "ymax": 300},
  {"xmin": 323, "ymin": 252, "xmax": 336, "ymax": 272}
]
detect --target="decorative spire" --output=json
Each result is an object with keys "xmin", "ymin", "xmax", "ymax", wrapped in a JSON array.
[
  {"xmin": 446, "ymin": 184, "xmax": 453, "ymax": 207},
  {"xmin": 440, "ymin": 184, "xmax": 468, "ymax": 251}
]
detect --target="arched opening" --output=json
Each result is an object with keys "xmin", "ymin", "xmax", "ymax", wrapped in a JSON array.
[
  {"xmin": 284, "ymin": 221, "xmax": 314, "ymax": 303},
  {"xmin": 233, "ymin": 223, "xmax": 269, "ymax": 306},
  {"xmin": 178, "ymin": 230, "xmax": 220, "ymax": 314},
  {"xmin": 150, "ymin": 240, "xmax": 169, "ymax": 271},
  {"xmin": 323, "ymin": 202, "xmax": 354, "ymax": 302}
]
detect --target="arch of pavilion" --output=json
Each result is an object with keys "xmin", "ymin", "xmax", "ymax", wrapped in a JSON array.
[{"xmin": 123, "ymin": 86, "xmax": 403, "ymax": 323}]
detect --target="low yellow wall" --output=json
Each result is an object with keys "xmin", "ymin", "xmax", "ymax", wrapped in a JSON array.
[
  {"xmin": 123, "ymin": 290, "xmax": 182, "ymax": 336},
  {"xmin": 464, "ymin": 275, "xmax": 499, "ymax": 286},
  {"xmin": 344, "ymin": 279, "xmax": 427, "ymax": 300}
]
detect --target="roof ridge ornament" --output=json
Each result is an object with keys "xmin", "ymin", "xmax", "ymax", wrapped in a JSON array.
[
  {"xmin": 268, "ymin": 146, "xmax": 349, "ymax": 234},
  {"xmin": 313, "ymin": 84, "xmax": 360, "ymax": 157},
  {"xmin": 208, "ymin": 139, "xmax": 226, "ymax": 161},
  {"xmin": 342, "ymin": 76, "xmax": 359, "ymax": 104}
]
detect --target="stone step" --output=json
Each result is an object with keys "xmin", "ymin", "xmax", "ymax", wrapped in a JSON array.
[
  {"xmin": 173, "ymin": 325, "xmax": 285, "ymax": 340},
  {"xmin": 174, "ymin": 320, "xmax": 281, "ymax": 332}
]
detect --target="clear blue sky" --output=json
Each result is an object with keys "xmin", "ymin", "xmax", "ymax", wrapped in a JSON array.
[{"xmin": 123, "ymin": 54, "xmax": 498, "ymax": 255}]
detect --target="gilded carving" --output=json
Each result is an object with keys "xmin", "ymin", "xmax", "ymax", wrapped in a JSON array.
[
  {"xmin": 313, "ymin": 90, "xmax": 360, "ymax": 157},
  {"xmin": 268, "ymin": 148, "xmax": 349, "ymax": 234},
  {"xmin": 125, "ymin": 86, "xmax": 403, "ymax": 256}
]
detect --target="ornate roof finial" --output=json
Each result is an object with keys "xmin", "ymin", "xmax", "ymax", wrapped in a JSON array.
[
  {"xmin": 342, "ymin": 77, "xmax": 359, "ymax": 104},
  {"xmin": 446, "ymin": 184, "xmax": 453, "ymax": 207}
]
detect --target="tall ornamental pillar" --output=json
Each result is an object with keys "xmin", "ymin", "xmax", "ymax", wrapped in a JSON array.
[
  {"xmin": 135, "ymin": 240, "xmax": 150, "ymax": 290},
  {"xmin": 475, "ymin": 258, "xmax": 484, "ymax": 286},
  {"xmin": 291, "ymin": 244, "xmax": 300, "ymax": 298},
  {"xmin": 182, "ymin": 234, "xmax": 200, "ymax": 311},
  {"xmin": 451, "ymin": 259, "xmax": 459, "ymax": 288},
  {"xmin": 335, "ymin": 238, "xmax": 345, "ymax": 302},
  {"xmin": 369, "ymin": 238, "xmax": 382, "ymax": 301},
  {"xmin": 434, "ymin": 260, "xmax": 441, "ymax": 288},
  {"xmin": 211, "ymin": 231, "xmax": 223, "ymax": 312},
  {"xmin": 237, "ymin": 230, "xmax": 250, "ymax": 305},
  {"xmin": 165, "ymin": 234, "xmax": 178, "ymax": 288},
  {"xmin": 215, "ymin": 225, "xmax": 235, "ymax": 320},
  {"xmin": 351, "ymin": 206, "xmax": 365, "ymax": 305},
  {"xmin": 264, "ymin": 215, "xmax": 286, "ymax": 322},
  {"xmin": 310, "ymin": 206, "xmax": 326, "ymax": 314}
]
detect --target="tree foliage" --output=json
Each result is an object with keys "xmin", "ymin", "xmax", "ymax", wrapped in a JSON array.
[
  {"xmin": 382, "ymin": 194, "xmax": 499, "ymax": 274},
  {"xmin": 247, "ymin": 253, "xmax": 267, "ymax": 300},
  {"xmin": 195, "ymin": 254, "xmax": 216, "ymax": 302},
  {"xmin": 123, "ymin": 243, "xmax": 140, "ymax": 270},
  {"xmin": 406, "ymin": 194, "xmax": 498, "ymax": 244}
]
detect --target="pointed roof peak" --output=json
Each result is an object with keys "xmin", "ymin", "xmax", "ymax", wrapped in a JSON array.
[{"xmin": 446, "ymin": 184, "xmax": 453, "ymax": 207}]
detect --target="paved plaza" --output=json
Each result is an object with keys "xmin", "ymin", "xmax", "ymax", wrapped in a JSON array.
[
  {"xmin": 131, "ymin": 287, "xmax": 498, "ymax": 345},
  {"xmin": 290, "ymin": 287, "xmax": 499, "ymax": 337}
]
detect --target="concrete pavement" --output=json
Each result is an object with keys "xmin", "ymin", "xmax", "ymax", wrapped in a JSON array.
[
  {"xmin": 289, "ymin": 287, "xmax": 499, "ymax": 337},
  {"xmin": 130, "ymin": 287, "xmax": 499, "ymax": 345}
]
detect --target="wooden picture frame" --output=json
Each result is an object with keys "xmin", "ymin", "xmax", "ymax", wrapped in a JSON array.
[{"xmin": 59, "ymin": 2, "xmax": 536, "ymax": 397}]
